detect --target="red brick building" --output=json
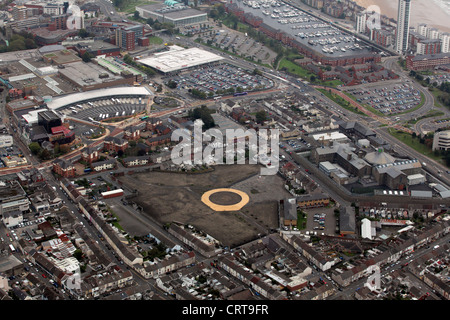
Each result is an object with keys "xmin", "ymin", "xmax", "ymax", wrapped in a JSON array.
[
  {"xmin": 123, "ymin": 125, "xmax": 142, "ymax": 141},
  {"xmin": 81, "ymin": 146, "xmax": 100, "ymax": 164},
  {"xmin": 103, "ymin": 136, "xmax": 129, "ymax": 153},
  {"xmin": 146, "ymin": 133, "xmax": 171, "ymax": 147},
  {"xmin": 52, "ymin": 159, "xmax": 76, "ymax": 178},
  {"xmin": 406, "ymin": 53, "xmax": 450, "ymax": 71}
]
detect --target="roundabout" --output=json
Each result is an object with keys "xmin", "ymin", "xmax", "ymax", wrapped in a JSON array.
[{"xmin": 201, "ymin": 188, "xmax": 250, "ymax": 212}]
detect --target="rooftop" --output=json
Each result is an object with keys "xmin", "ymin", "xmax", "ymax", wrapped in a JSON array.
[
  {"xmin": 58, "ymin": 61, "xmax": 124, "ymax": 88},
  {"xmin": 138, "ymin": 47, "xmax": 224, "ymax": 73},
  {"xmin": 46, "ymin": 86, "xmax": 152, "ymax": 110},
  {"xmin": 137, "ymin": 3, "xmax": 207, "ymax": 20}
]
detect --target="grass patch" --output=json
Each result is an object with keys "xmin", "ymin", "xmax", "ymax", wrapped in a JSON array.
[
  {"xmin": 278, "ymin": 58, "xmax": 313, "ymax": 78},
  {"xmin": 428, "ymin": 87, "xmax": 447, "ymax": 109},
  {"xmin": 106, "ymin": 206, "xmax": 124, "ymax": 231},
  {"xmin": 147, "ymin": 36, "xmax": 163, "ymax": 45},
  {"xmin": 277, "ymin": 58, "xmax": 343, "ymax": 86},
  {"xmin": 387, "ymin": 128, "xmax": 443, "ymax": 162},
  {"xmin": 297, "ymin": 210, "xmax": 307, "ymax": 230},
  {"xmin": 118, "ymin": 0, "xmax": 157, "ymax": 14}
]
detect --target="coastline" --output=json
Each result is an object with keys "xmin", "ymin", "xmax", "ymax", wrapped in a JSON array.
[{"xmin": 353, "ymin": 0, "xmax": 450, "ymax": 33}]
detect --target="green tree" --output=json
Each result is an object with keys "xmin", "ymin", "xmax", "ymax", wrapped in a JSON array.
[
  {"xmin": 166, "ymin": 80, "xmax": 177, "ymax": 89},
  {"xmin": 24, "ymin": 38, "xmax": 37, "ymax": 49},
  {"xmin": 29, "ymin": 142, "xmax": 41, "ymax": 155},
  {"xmin": 9, "ymin": 39, "xmax": 26, "ymax": 51},
  {"xmin": 81, "ymin": 51, "xmax": 93, "ymax": 62},
  {"xmin": 78, "ymin": 28, "xmax": 90, "ymax": 38},
  {"xmin": 255, "ymin": 110, "xmax": 267, "ymax": 124},
  {"xmin": 188, "ymin": 105, "xmax": 215, "ymax": 129},
  {"xmin": 73, "ymin": 249, "xmax": 83, "ymax": 261}
]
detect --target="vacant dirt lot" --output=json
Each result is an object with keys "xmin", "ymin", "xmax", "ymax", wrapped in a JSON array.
[{"xmin": 118, "ymin": 165, "xmax": 288, "ymax": 247}]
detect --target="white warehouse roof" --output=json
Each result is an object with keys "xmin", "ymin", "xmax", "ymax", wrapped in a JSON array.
[
  {"xmin": 312, "ymin": 131, "xmax": 348, "ymax": 142},
  {"xmin": 137, "ymin": 47, "xmax": 224, "ymax": 73}
]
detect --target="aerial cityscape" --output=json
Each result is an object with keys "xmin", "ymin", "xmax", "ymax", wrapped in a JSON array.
[{"xmin": 0, "ymin": 0, "xmax": 448, "ymax": 308}]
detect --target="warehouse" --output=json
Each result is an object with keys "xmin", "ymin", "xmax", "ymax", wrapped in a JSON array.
[
  {"xmin": 136, "ymin": 2, "xmax": 207, "ymax": 27},
  {"xmin": 137, "ymin": 47, "xmax": 223, "ymax": 74},
  {"xmin": 101, "ymin": 189, "xmax": 124, "ymax": 199},
  {"xmin": 58, "ymin": 61, "xmax": 134, "ymax": 91}
]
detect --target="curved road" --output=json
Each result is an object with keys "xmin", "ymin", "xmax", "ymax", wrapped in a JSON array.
[{"xmin": 382, "ymin": 56, "xmax": 450, "ymax": 131}]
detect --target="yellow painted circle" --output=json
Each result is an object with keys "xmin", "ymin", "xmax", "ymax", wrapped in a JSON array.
[{"xmin": 201, "ymin": 188, "xmax": 250, "ymax": 211}]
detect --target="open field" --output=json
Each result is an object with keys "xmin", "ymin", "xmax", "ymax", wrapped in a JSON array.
[{"xmin": 118, "ymin": 165, "xmax": 289, "ymax": 247}]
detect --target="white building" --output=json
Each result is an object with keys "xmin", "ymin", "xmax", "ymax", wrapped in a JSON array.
[
  {"xmin": 395, "ymin": 0, "xmax": 412, "ymax": 54},
  {"xmin": 432, "ymin": 130, "xmax": 450, "ymax": 151},
  {"xmin": 312, "ymin": 131, "xmax": 349, "ymax": 145},
  {"xmin": 319, "ymin": 161, "xmax": 338, "ymax": 176},
  {"xmin": 361, "ymin": 218, "xmax": 375, "ymax": 239},
  {"xmin": 43, "ymin": 4, "xmax": 65, "ymax": 16},
  {"xmin": 0, "ymin": 135, "xmax": 13, "ymax": 148},
  {"xmin": 2, "ymin": 210, "xmax": 23, "ymax": 229},
  {"xmin": 50, "ymin": 256, "xmax": 80, "ymax": 274},
  {"xmin": 427, "ymin": 28, "xmax": 440, "ymax": 40},
  {"xmin": 356, "ymin": 12, "xmax": 367, "ymax": 34},
  {"xmin": 407, "ymin": 173, "xmax": 426, "ymax": 185},
  {"xmin": 417, "ymin": 23, "xmax": 428, "ymax": 37},
  {"xmin": 440, "ymin": 33, "xmax": 450, "ymax": 53}
]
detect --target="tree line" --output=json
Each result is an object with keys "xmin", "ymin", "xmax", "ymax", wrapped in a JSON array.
[{"xmin": 0, "ymin": 30, "xmax": 37, "ymax": 53}]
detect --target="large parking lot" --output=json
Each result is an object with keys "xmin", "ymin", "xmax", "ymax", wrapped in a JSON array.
[
  {"xmin": 58, "ymin": 97, "xmax": 147, "ymax": 122},
  {"xmin": 169, "ymin": 63, "xmax": 274, "ymax": 97},
  {"xmin": 201, "ymin": 29, "xmax": 277, "ymax": 65},
  {"xmin": 346, "ymin": 83, "xmax": 422, "ymax": 115}
]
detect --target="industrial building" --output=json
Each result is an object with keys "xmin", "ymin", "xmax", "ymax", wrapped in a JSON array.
[
  {"xmin": 57, "ymin": 61, "xmax": 135, "ymax": 91},
  {"xmin": 137, "ymin": 47, "xmax": 224, "ymax": 74},
  {"xmin": 136, "ymin": 2, "xmax": 207, "ymax": 27},
  {"xmin": 311, "ymin": 141, "xmax": 423, "ymax": 190}
]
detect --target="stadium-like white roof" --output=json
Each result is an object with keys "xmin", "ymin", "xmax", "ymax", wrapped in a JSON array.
[
  {"xmin": 137, "ymin": 47, "xmax": 224, "ymax": 73},
  {"xmin": 46, "ymin": 86, "xmax": 153, "ymax": 110}
]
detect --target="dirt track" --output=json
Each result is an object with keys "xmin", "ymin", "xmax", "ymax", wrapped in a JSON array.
[{"xmin": 118, "ymin": 165, "xmax": 287, "ymax": 247}]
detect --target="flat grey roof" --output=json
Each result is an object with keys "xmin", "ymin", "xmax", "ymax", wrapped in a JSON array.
[{"xmin": 138, "ymin": 4, "xmax": 207, "ymax": 20}]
